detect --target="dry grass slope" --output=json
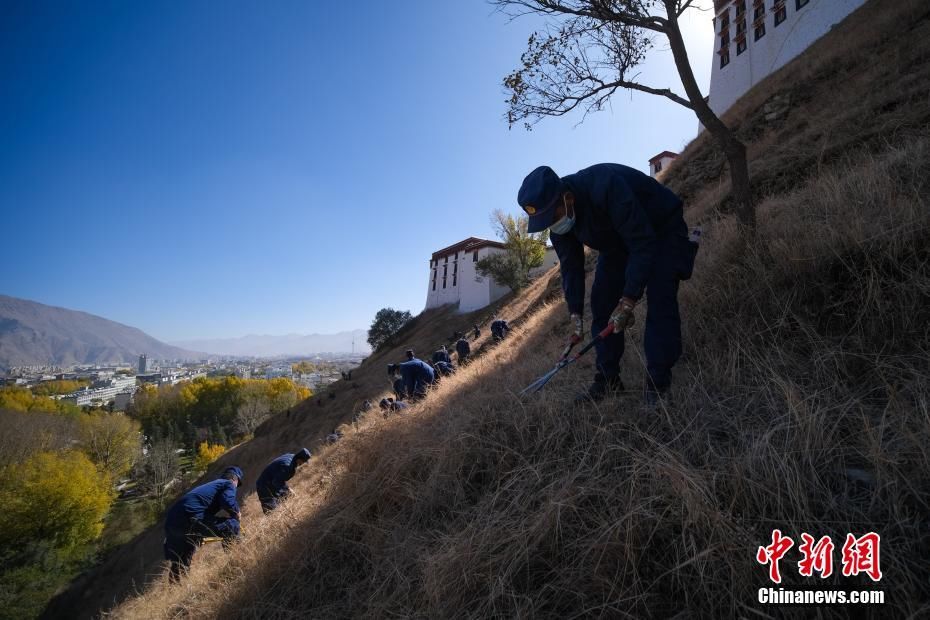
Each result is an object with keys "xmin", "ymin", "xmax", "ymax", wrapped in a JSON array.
[
  {"xmin": 43, "ymin": 260, "xmax": 563, "ymax": 619},
  {"xmin": 100, "ymin": 0, "xmax": 930, "ymax": 617}
]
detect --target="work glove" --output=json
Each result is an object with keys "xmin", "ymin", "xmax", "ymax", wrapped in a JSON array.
[
  {"xmin": 569, "ymin": 313, "xmax": 584, "ymax": 344},
  {"xmin": 610, "ymin": 298, "xmax": 637, "ymax": 332}
]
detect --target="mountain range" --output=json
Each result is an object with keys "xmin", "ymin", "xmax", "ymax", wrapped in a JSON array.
[
  {"xmin": 0, "ymin": 295, "xmax": 201, "ymax": 370},
  {"xmin": 171, "ymin": 331, "xmax": 370, "ymax": 358}
]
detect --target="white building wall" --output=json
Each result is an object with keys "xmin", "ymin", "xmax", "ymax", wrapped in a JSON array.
[
  {"xmin": 460, "ymin": 247, "xmax": 507, "ymax": 312},
  {"xmin": 424, "ymin": 245, "xmax": 514, "ymax": 312},
  {"xmin": 708, "ymin": 0, "xmax": 867, "ymax": 117}
]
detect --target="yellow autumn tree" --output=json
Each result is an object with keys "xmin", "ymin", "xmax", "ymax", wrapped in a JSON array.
[
  {"xmin": 78, "ymin": 413, "xmax": 142, "ymax": 480},
  {"xmin": 194, "ymin": 441, "xmax": 226, "ymax": 472},
  {"xmin": 0, "ymin": 451, "xmax": 113, "ymax": 557}
]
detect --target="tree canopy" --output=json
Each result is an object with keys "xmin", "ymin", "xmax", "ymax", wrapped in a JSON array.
[
  {"xmin": 476, "ymin": 210, "xmax": 549, "ymax": 292},
  {"xmin": 367, "ymin": 308, "xmax": 413, "ymax": 351}
]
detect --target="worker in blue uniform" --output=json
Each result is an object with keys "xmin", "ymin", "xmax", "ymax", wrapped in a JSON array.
[
  {"xmin": 490, "ymin": 319, "xmax": 510, "ymax": 341},
  {"xmin": 518, "ymin": 164, "xmax": 698, "ymax": 404},
  {"xmin": 255, "ymin": 448, "xmax": 311, "ymax": 514},
  {"xmin": 163, "ymin": 466, "xmax": 244, "ymax": 581},
  {"xmin": 432, "ymin": 346, "xmax": 452, "ymax": 364},
  {"xmin": 398, "ymin": 356, "xmax": 435, "ymax": 400},
  {"xmin": 455, "ymin": 336, "xmax": 471, "ymax": 364}
]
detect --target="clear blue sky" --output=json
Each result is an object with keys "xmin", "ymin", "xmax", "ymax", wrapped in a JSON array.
[{"xmin": 0, "ymin": 1, "xmax": 713, "ymax": 342}]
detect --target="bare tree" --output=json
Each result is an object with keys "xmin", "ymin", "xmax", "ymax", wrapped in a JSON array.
[
  {"xmin": 498, "ymin": 0, "xmax": 755, "ymax": 231},
  {"xmin": 135, "ymin": 438, "xmax": 179, "ymax": 500},
  {"xmin": 234, "ymin": 384, "xmax": 272, "ymax": 436}
]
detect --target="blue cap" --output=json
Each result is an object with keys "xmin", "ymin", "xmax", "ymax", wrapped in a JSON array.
[
  {"xmin": 518, "ymin": 166, "xmax": 564, "ymax": 233},
  {"xmin": 223, "ymin": 466, "xmax": 244, "ymax": 483},
  {"xmin": 295, "ymin": 448, "xmax": 311, "ymax": 462}
]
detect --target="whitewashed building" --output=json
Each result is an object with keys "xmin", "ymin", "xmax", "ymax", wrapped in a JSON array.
[
  {"xmin": 424, "ymin": 237, "xmax": 559, "ymax": 313},
  {"xmin": 649, "ymin": 151, "xmax": 679, "ymax": 180},
  {"xmin": 708, "ymin": 0, "xmax": 867, "ymax": 116}
]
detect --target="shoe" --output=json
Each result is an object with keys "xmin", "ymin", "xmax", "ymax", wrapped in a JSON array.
[{"xmin": 574, "ymin": 372, "xmax": 624, "ymax": 404}]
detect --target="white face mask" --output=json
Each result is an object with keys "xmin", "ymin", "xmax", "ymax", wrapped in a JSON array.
[
  {"xmin": 549, "ymin": 214, "xmax": 575, "ymax": 235},
  {"xmin": 548, "ymin": 195, "xmax": 575, "ymax": 234}
]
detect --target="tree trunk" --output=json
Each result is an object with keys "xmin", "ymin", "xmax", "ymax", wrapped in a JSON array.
[{"xmin": 662, "ymin": 2, "xmax": 756, "ymax": 233}]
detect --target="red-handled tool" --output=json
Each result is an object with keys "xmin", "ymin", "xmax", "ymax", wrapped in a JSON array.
[{"xmin": 520, "ymin": 323, "xmax": 615, "ymax": 396}]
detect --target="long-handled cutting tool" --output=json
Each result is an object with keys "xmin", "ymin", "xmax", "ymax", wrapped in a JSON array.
[{"xmin": 520, "ymin": 323, "xmax": 615, "ymax": 395}]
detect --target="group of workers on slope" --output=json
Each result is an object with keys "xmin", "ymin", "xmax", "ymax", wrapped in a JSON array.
[
  {"xmin": 384, "ymin": 315, "xmax": 515, "ymax": 409},
  {"xmin": 163, "ymin": 448, "xmax": 312, "ymax": 581}
]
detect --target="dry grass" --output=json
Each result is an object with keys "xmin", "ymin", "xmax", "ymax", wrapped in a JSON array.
[{"xmin": 57, "ymin": 0, "xmax": 930, "ymax": 618}]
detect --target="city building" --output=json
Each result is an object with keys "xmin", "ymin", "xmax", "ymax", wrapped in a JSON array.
[
  {"xmin": 424, "ymin": 237, "xmax": 558, "ymax": 312},
  {"xmin": 649, "ymin": 151, "xmax": 679, "ymax": 179},
  {"xmin": 138, "ymin": 354, "xmax": 148, "ymax": 374},
  {"xmin": 708, "ymin": 0, "xmax": 867, "ymax": 116}
]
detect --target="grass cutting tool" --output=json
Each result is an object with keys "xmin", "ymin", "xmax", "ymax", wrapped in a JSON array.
[{"xmin": 520, "ymin": 323, "xmax": 615, "ymax": 396}]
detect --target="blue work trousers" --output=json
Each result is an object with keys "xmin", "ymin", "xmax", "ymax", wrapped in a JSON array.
[
  {"xmin": 590, "ymin": 221, "xmax": 688, "ymax": 392},
  {"xmin": 164, "ymin": 516, "xmax": 240, "ymax": 581}
]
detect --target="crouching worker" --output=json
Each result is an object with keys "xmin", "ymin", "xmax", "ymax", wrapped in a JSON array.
[
  {"xmin": 256, "ymin": 448, "xmax": 311, "ymax": 514},
  {"xmin": 164, "ymin": 466, "xmax": 243, "ymax": 582},
  {"xmin": 379, "ymin": 397, "xmax": 409, "ymax": 414}
]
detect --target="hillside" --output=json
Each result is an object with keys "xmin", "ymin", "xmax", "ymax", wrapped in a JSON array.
[
  {"xmin": 42, "ymin": 278, "xmax": 562, "ymax": 619},
  {"xmin": 0, "ymin": 295, "xmax": 201, "ymax": 369},
  {"xmin": 52, "ymin": 0, "xmax": 930, "ymax": 617}
]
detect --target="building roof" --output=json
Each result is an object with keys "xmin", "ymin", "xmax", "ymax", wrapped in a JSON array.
[
  {"xmin": 431, "ymin": 237, "xmax": 506, "ymax": 262},
  {"xmin": 649, "ymin": 150, "xmax": 680, "ymax": 164}
]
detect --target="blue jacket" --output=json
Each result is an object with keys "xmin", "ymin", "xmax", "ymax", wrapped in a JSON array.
[
  {"xmin": 455, "ymin": 338, "xmax": 470, "ymax": 357},
  {"xmin": 165, "ymin": 478, "xmax": 240, "ymax": 529},
  {"xmin": 432, "ymin": 349, "xmax": 452, "ymax": 364},
  {"xmin": 550, "ymin": 163, "xmax": 684, "ymax": 310},
  {"xmin": 491, "ymin": 320, "xmax": 509, "ymax": 336},
  {"xmin": 399, "ymin": 359, "xmax": 435, "ymax": 395},
  {"xmin": 256, "ymin": 453, "xmax": 299, "ymax": 499}
]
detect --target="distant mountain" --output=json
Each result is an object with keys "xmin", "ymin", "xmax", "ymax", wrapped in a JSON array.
[
  {"xmin": 171, "ymin": 330, "xmax": 371, "ymax": 358},
  {"xmin": 0, "ymin": 295, "xmax": 203, "ymax": 370}
]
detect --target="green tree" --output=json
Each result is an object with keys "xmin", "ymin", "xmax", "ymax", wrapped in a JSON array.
[
  {"xmin": 498, "ymin": 0, "xmax": 755, "ymax": 231},
  {"xmin": 476, "ymin": 209, "xmax": 549, "ymax": 292},
  {"xmin": 367, "ymin": 308, "xmax": 413, "ymax": 351},
  {"xmin": 0, "ymin": 451, "xmax": 113, "ymax": 558}
]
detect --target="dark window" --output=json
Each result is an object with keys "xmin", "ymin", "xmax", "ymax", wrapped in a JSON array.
[
  {"xmin": 737, "ymin": 38, "xmax": 747, "ymax": 55},
  {"xmin": 443, "ymin": 278, "xmax": 446, "ymax": 289},
  {"xmin": 735, "ymin": 1, "xmax": 745, "ymax": 17},
  {"xmin": 444, "ymin": 256, "xmax": 448, "ymax": 263},
  {"xmin": 654, "ymin": 161, "xmax": 662, "ymax": 173},
  {"xmin": 443, "ymin": 265, "xmax": 447, "ymax": 277},
  {"xmin": 452, "ymin": 275, "xmax": 457, "ymax": 286},
  {"xmin": 736, "ymin": 19, "xmax": 746, "ymax": 35},
  {"xmin": 774, "ymin": 6, "xmax": 786, "ymax": 25},
  {"xmin": 473, "ymin": 251, "xmax": 478, "ymax": 262},
  {"xmin": 754, "ymin": 5, "xmax": 765, "ymax": 20},
  {"xmin": 720, "ymin": 49, "xmax": 730, "ymax": 68},
  {"xmin": 432, "ymin": 279, "xmax": 436, "ymax": 291},
  {"xmin": 755, "ymin": 23, "xmax": 765, "ymax": 40},
  {"xmin": 796, "ymin": 0, "xmax": 809, "ymax": 8}
]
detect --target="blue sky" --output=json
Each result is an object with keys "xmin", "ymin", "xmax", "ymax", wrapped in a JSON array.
[{"xmin": 0, "ymin": 1, "xmax": 714, "ymax": 342}]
